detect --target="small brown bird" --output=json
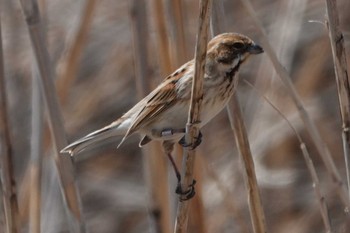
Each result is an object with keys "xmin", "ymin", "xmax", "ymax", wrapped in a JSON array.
[{"xmin": 61, "ymin": 32, "xmax": 263, "ymax": 199}]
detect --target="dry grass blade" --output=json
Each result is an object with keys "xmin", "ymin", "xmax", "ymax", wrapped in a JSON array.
[
  {"xmin": 325, "ymin": 0, "xmax": 350, "ymax": 200},
  {"xmin": 0, "ymin": 12, "xmax": 20, "ymax": 233},
  {"xmin": 174, "ymin": 0, "xmax": 212, "ymax": 232},
  {"xmin": 227, "ymin": 96, "xmax": 267, "ymax": 233},
  {"xmin": 240, "ymin": 0, "xmax": 350, "ymax": 208},
  {"xmin": 130, "ymin": 1, "xmax": 171, "ymax": 233},
  {"xmin": 18, "ymin": 1, "xmax": 85, "ymax": 232}
]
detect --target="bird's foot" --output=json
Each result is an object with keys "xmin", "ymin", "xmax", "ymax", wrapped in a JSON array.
[
  {"xmin": 176, "ymin": 179, "xmax": 196, "ymax": 201},
  {"xmin": 178, "ymin": 131, "xmax": 202, "ymax": 150}
]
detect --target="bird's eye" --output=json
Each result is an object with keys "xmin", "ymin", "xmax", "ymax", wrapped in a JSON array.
[{"xmin": 231, "ymin": 42, "xmax": 245, "ymax": 50}]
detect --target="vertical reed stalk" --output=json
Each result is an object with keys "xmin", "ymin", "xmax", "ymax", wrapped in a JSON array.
[
  {"xmin": 325, "ymin": 0, "xmax": 350, "ymax": 200},
  {"xmin": 29, "ymin": 64, "xmax": 43, "ymax": 233},
  {"xmin": 29, "ymin": 1, "xmax": 46, "ymax": 231},
  {"xmin": 152, "ymin": 0, "xmax": 173, "ymax": 73},
  {"xmin": 0, "ymin": 10, "xmax": 20, "ymax": 233},
  {"xmin": 57, "ymin": 0, "xmax": 97, "ymax": 103},
  {"xmin": 168, "ymin": 0, "xmax": 206, "ymax": 230},
  {"xmin": 211, "ymin": 2, "xmax": 267, "ymax": 232},
  {"xmin": 166, "ymin": 0, "xmax": 188, "ymax": 67},
  {"xmin": 174, "ymin": 0, "xmax": 212, "ymax": 232},
  {"xmin": 227, "ymin": 96, "xmax": 267, "ymax": 233},
  {"xmin": 130, "ymin": 1, "xmax": 171, "ymax": 233},
  {"xmin": 18, "ymin": 1, "xmax": 85, "ymax": 232},
  {"xmin": 189, "ymin": 160, "xmax": 207, "ymax": 233}
]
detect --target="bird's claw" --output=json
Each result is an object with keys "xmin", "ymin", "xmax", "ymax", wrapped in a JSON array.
[
  {"xmin": 178, "ymin": 131, "xmax": 203, "ymax": 150},
  {"xmin": 175, "ymin": 179, "xmax": 196, "ymax": 201}
]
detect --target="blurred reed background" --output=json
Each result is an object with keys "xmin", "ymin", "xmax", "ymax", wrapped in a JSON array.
[{"xmin": 0, "ymin": 0, "xmax": 350, "ymax": 232}]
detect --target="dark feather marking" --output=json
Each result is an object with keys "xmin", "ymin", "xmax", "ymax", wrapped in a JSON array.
[
  {"xmin": 165, "ymin": 66, "xmax": 187, "ymax": 80},
  {"xmin": 225, "ymin": 59, "xmax": 242, "ymax": 90}
]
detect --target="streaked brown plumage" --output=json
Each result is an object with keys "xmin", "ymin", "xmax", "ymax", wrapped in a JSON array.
[{"xmin": 61, "ymin": 32, "xmax": 263, "ymax": 156}]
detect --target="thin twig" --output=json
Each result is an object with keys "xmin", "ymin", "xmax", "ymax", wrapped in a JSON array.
[
  {"xmin": 325, "ymin": 0, "xmax": 350, "ymax": 201},
  {"xmin": 244, "ymin": 80, "xmax": 332, "ymax": 232},
  {"xmin": 0, "ymin": 9, "xmax": 20, "ymax": 233},
  {"xmin": 240, "ymin": 0, "xmax": 350, "ymax": 208},
  {"xmin": 18, "ymin": 1, "xmax": 85, "ymax": 232},
  {"xmin": 174, "ymin": 0, "xmax": 212, "ymax": 232}
]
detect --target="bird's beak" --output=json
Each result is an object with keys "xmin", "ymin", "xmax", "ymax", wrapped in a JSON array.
[{"xmin": 248, "ymin": 44, "xmax": 264, "ymax": 54}]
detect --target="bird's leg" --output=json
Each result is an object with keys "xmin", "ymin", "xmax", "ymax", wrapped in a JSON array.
[
  {"xmin": 178, "ymin": 131, "xmax": 203, "ymax": 150},
  {"xmin": 162, "ymin": 141, "xmax": 196, "ymax": 201},
  {"xmin": 165, "ymin": 149, "xmax": 181, "ymax": 182}
]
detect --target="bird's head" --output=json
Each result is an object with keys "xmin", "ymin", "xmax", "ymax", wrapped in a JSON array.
[{"xmin": 206, "ymin": 33, "xmax": 263, "ymax": 75}]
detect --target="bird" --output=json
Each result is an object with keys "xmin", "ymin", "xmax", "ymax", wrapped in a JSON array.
[{"xmin": 61, "ymin": 32, "xmax": 263, "ymax": 200}]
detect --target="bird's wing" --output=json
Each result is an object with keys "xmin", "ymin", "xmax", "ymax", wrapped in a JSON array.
[
  {"xmin": 124, "ymin": 79, "xmax": 179, "ymax": 138},
  {"xmin": 117, "ymin": 60, "xmax": 193, "ymax": 147}
]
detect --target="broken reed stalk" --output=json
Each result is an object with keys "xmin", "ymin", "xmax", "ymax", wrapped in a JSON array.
[
  {"xmin": 244, "ymin": 80, "xmax": 332, "ymax": 232},
  {"xmin": 240, "ymin": 0, "xmax": 350, "ymax": 208},
  {"xmin": 18, "ymin": 1, "xmax": 85, "ymax": 232},
  {"xmin": 227, "ymin": 96, "xmax": 267, "ymax": 233},
  {"xmin": 0, "ymin": 12, "xmax": 20, "ymax": 233},
  {"xmin": 210, "ymin": 2, "xmax": 267, "ymax": 232},
  {"xmin": 29, "ymin": 64, "xmax": 43, "ymax": 233},
  {"xmin": 174, "ymin": 0, "xmax": 212, "ymax": 232},
  {"xmin": 130, "ymin": 1, "xmax": 172, "ymax": 233},
  {"xmin": 325, "ymin": 0, "xmax": 350, "ymax": 200},
  {"xmin": 57, "ymin": 0, "xmax": 97, "ymax": 104}
]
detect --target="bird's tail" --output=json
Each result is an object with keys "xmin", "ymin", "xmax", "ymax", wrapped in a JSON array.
[{"xmin": 61, "ymin": 121, "xmax": 127, "ymax": 156}]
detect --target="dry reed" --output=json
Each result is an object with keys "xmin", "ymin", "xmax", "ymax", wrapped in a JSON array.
[
  {"xmin": 130, "ymin": 1, "xmax": 172, "ymax": 233},
  {"xmin": 174, "ymin": 0, "xmax": 212, "ymax": 233},
  {"xmin": 211, "ymin": 2, "xmax": 267, "ymax": 232},
  {"xmin": 0, "ymin": 10, "xmax": 20, "ymax": 233},
  {"xmin": 57, "ymin": 0, "xmax": 97, "ymax": 104},
  {"xmin": 325, "ymin": 0, "xmax": 350, "ymax": 200},
  {"xmin": 1, "ymin": 0, "xmax": 350, "ymax": 232},
  {"xmin": 29, "ymin": 65, "xmax": 43, "ymax": 233},
  {"xmin": 18, "ymin": 0, "xmax": 85, "ymax": 232}
]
